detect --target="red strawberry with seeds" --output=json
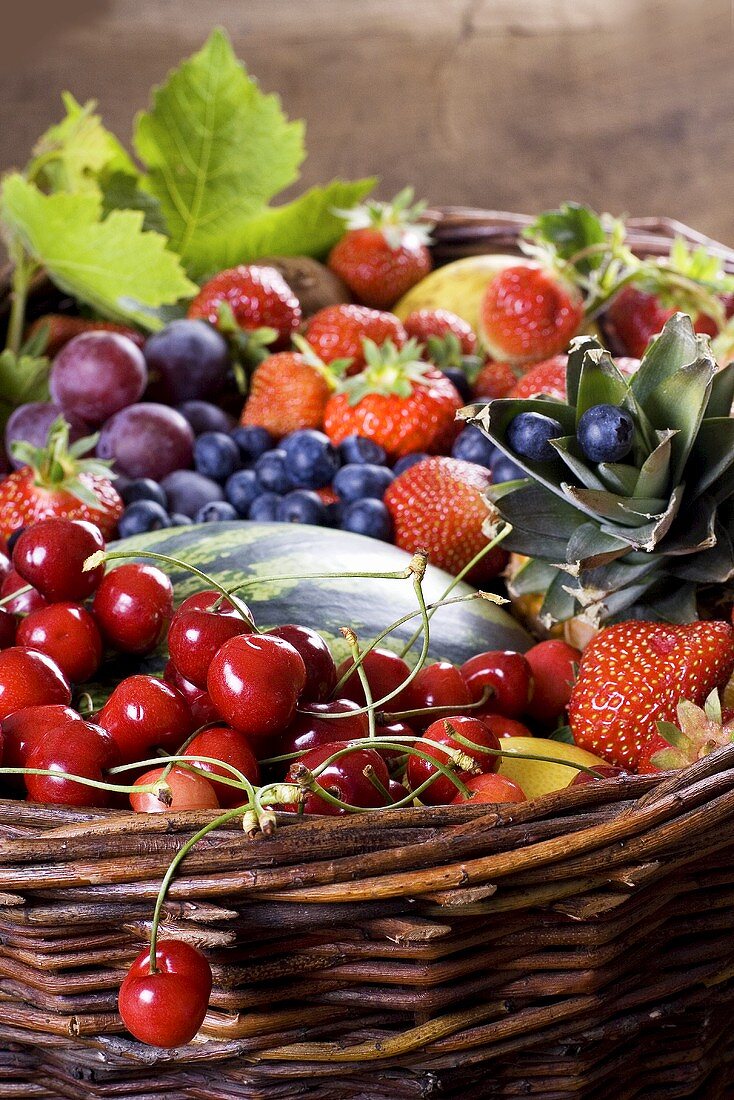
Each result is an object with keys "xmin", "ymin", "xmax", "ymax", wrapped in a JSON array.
[
  {"xmin": 403, "ymin": 309, "xmax": 477, "ymax": 355},
  {"xmin": 384, "ymin": 456, "xmax": 508, "ymax": 583},
  {"xmin": 508, "ymin": 356, "xmax": 568, "ymax": 401},
  {"xmin": 472, "ymin": 360, "xmax": 518, "ymax": 400},
  {"xmin": 568, "ymin": 620, "xmax": 734, "ymax": 769},
  {"xmin": 240, "ymin": 338, "xmax": 342, "ymax": 440},
  {"xmin": 480, "ymin": 266, "xmax": 583, "ymax": 364},
  {"xmin": 606, "ymin": 286, "xmax": 718, "ymax": 359},
  {"xmin": 637, "ymin": 692, "xmax": 734, "ymax": 774},
  {"xmin": 188, "ymin": 264, "xmax": 301, "ymax": 349},
  {"xmin": 304, "ymin": 304, "xmax": 406, "ymax": 371}
]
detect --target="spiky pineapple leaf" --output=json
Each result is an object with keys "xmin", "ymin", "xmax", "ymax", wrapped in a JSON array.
[
  {"xmin": 596, "ymin": 462, "xmax": 640, "ymax": 495},
  {"xmin": 549, "ymin": 437, "xmax": 607, "ymax": 490},
  {"xmin": 688, "ymin": 418, "xmax": 734, "ymax": 498},
  {"xmin": 540, "ymin": 572, "xmax": 583, "ymax": 624},
  {"xmin": 564, "ymin": 523, "xmax": 630, "ymax": 571},
  {"xmin": 667, "ymin": 521, "xmax": 732, "ymax": 583},
  {"xmin": 597, "ymin": 484, "xmax": 684, "ymax": 550},
  {"xmin": 643, "ymin": 356, "xmax": 715, "ymax": 484},
  {"xmin": 575, "ymin": 347, "xmax": 628, "ymax": 421},
  {"xmin": 562, "ymin": 487, "xmax": 669, "ymax": 527},
  {"xmin": 507, "ymin": 556, "xmax": 562, "ymax": 596},
  {"xmin": 633, "ymin": 430, "xmax": 675, "ymax": 499},
  {"xmin": 706, "ymin": 361, "xmax": 734, "ymax": 417},
  {"xmin": 566, "ymin": 335, "xmax": 601, "ymax": 407},
  {"xmin": 629, "ymin": 313, "xmax": 701, "ymax": 404}
]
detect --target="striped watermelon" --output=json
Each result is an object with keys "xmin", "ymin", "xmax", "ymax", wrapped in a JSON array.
[{"xmin": 92, "ymin": 522, "xmax": 530, "ymax": 697}]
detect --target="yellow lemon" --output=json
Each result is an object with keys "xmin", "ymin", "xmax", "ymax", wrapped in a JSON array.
[
  {"xmin": 393, "ymin": 254, "xmax": 518, "ymax": 332},
  {"xmin": 497, "ymin": 736, "xmax": 607, "ymax": 800}
]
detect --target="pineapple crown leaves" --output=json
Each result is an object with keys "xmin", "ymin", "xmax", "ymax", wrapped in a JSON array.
[
  {"xmin": 464, "ymin": 313, "xmax": 734, "ymax": 626},
  {"xmin": 332, "ymin": 187, "xmax": 434, "ymax": 250},
  {"xmin": 10, "ymin": 416, "xmax": 116, "ymax": 509},
  {"xmin": 337, "ymin": 337, "xmax": 436, "ymax": 406},
  {"xmin": 650, "ymin": 689, "xmax": 733, "ymax": 770}
]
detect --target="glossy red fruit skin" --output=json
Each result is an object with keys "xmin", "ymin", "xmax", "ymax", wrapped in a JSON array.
[
  {"xmin": 25, "ymin": 721, "xmax": 116, "ymax": 807},
  {"xmin": 130, "ymin": 765, "xmax": 220, "ymax": 813},
  {"xmin": 12, "ymin": 519, "xmax": 105, "ymax": 602},
  {"xmin": 267, "ymin": 624, "xmax": 337, "ymax": 703},
  {"xmin": 571, "ymin": 763, "xmax": 626, "ymax": 785},
  {"xmin": 374, "ymin": 720, "xmax": 413, "ymax": 770},
  {"xmin": 525, "ymin": 640, "xmax": 581, "ymax": 724},
  {"xmin": 163, "ymin": 660, "xmax": 220, "ymax": 727},
  {"xmin": 388, "ymin": 778, "xmax": 407, "ymax": 803},
  {"xmin": 402, "ymin": 662, "xmax": 471, "ymax": 730},
  {"xmin": 0, "ymin": 647, "xmax": 71, "ymax": 721},
  {"xmin": 17, "ymin": 603, "xmax": 103, "ymax": 683},
  {"xmin": 0, "ymin": 569, "xmax": 47, "ymax": 616},
  {"xmin": 93, "ymin": 564, "xmax": 174, "ymax": 655},
  {"xmin": 407, "ymin": 715, "xmax": 501, "ymax": 805},
  {"xmin": 182, "ymin": 727, "xmax": 260, "ymax": 807},
  {"xmin": 0, "ymin": 550, "xmax": 11, "ymax": 586},
  {"xmin": 207, "ymin": 634, "xmax": 306, "ymax": 739},
  {"xmin": 285, "ymin": 742, "xmax": 390, "ymax": 815},
  {"xmin": 479, "ymin": 714, "xmax": 532, "ymax": 740},
  {"xmin": 452, "ymin": 772, "xmax": 526, "ymax": 804},
  {"xmin": 336, "ymin": 648, "xmax": 412, "ymax": 710},
  {"xmin": 96, "ymin": 675, "xmax": 194, "ymax": 763},
  {"xmin": 0, "ymin": 610, "xmax": 16, "ymax": 650},
  {"xmin": 460, "ymin": 651, "xmax": 532, "ymax": 719},
  {"xmin": 118, "ymin": 940, "xmax": 212, "ymax": 1048},
  {"xmin": 278, "ymin": 699, "xmax": 369, "ymax": 757},
  {"xmin": 188, "ymin": 265, "xmax": 301, "ymax": 350},
  {"xmin": 2, "ymin": 704, "xmax": 83, "ymax": 774},
  {"xmin": 168, "ymin": 593, "xmax": 253, "ymax": 689}
]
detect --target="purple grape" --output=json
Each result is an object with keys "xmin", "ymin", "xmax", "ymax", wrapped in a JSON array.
[
  {"xmin": 96, "ymin": 403, "xmax": 194, "ymax": 480},
  {"xmin": 5, "ymin": 402, "xmax": 89, "ymax": 469},
  {"xmin": 177, "ymin": 400, "xmax": 236, "ymax": 436},
  {"xmin": 50, "ymin": 332, "xmax": 147, "ymax": 426},
  {"xmin": 144, "ymin": 320, "xmax": 230, "ymax": 403}
]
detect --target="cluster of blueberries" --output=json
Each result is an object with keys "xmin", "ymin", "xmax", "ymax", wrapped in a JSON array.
[{"xmin": 115, "ymin": 399, "xmax": 524, "ymax": 542}]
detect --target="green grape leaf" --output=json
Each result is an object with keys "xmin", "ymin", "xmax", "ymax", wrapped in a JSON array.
[
  {"xmin": 0, "ymin": 349, "xmax": 50, "ymax": 432},
  {"xmin": 134, "ymin": 27, "xmax": 305, "ymax": 276},
  {"xmin": 99, "ymin": 169, "xmax": 167, "ymax": 235},
  {"xmin": 1, "ymin": 174, "xmax": 196, "ymax": 331}
]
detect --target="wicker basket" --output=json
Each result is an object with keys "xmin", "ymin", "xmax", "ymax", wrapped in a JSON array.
[{"xmin": 2, "ymin": 210, "xmax": 734, "ymax": 1100}]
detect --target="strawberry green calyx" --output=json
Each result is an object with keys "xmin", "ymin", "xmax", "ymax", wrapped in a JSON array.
[
  {"xmin": 10, "ymin": 416, "xmax": 114, "ymax": 509},
  {"xmin": 291, "ymin": 333, "xmax": 350, "ymax": 389},
  {"xmin": 650, "ymin": 690, "xmax": 734, "ymax": 770},
  {"xmin": 425, "ymin": 332, "xmax": 484, "ymax": 383},
  {"xmin": 333, "ymin": 187, "xmax": 434, "ymax": 250},
  {"xmin": 338, "ymin": 338, "xmax": 435, "ymax": 406}
]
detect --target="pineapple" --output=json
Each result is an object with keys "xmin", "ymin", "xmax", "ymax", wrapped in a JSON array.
[{"xmin": 465, "ymin": 314, "xmax": 734, "ymax": 629}]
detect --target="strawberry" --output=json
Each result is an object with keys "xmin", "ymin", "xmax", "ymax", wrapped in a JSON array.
[
  {"xmin": 26, "ymin": 315, "xmax": 145, "ymax": 356},
  {"xmin": 323, "ymin": 339, "xmax": 462, "ymax": 460},
  {"xmin": 508, "ymin": 355, "xmax": 568, "ymax": 401},
  {"xmin": 0, "ymin": 418, "xmax": 122, "ymax": 540},
  {"xmin": 403, "ymin": 309, "xmax": 477, "ymax": 355},
  {"xmin": 240, "ymin": 338, "xmax": 343, "ymax": 440},
  {"xmin": 304, "ymin": 305, "xmax": 406, "ymax": 371},
  {"xmin": 568, "ymin": 620, "xmax": 734, "ymax": 770},
  {"xmin": 328, "ymin": 189, "xmax": 433, "ymax": 309},
  {"xmin": 637, "ymin": 691, "xmax": 734, "ymax": 774},
  {"xmin": 188, "ymin": 265, "xmax": 301, "ymax": 349},
  {"xmin": 480, "ymin": 265, "xmax": 584, "ymax": 363},
  {"xmin": 384, "ymin": 456, "xmax": 508, "ymax": 583},
  {"xmin": 606, "ymin": 286, "xmax": 718, "ymax": 359},
  {"xmin": 472, "ymin": 360, "xmax": 518, "ymax": 400}
]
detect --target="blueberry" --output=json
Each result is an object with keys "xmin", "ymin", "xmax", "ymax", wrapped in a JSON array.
[
  {"xmin": 338, "ymin": 434, "xmax": 387, "ymax": 466},
  {"xmin": 281, "ymin": 430, "xmax": 340, "ymax": 489},
  {"xmin": 333, "ymin": 463, "xmax": 394, "ymax": 502},
  {"xmin": 451, "ymin": 426, "xmax": 496, "ymax": 468},
  {"xmin": 276, "ymin": 490, "xmax": 328, "ymax": 526},
  {"xmin": 341, "ymin": 499, "xmax": 394, "ymax": 541},
  {"xmin": 120, "ymin": 477, "xmax": 168, "ymax": 509},
  {"xmin": 195, "ymin": 500, "xmax": 239, "ymax": 523},
  {"xmin": 194, "ymin": 431, "xmax": 241, "ymax": 482},
  {"xmin": 231, "ymin": 425, "xmax": 274, "ymax": 462},
  {"xmin": 324, "ymin": 500, "xmax": 344, "ymax": 528},
  {"xmin": 248, "ymin": 492, "xmax": 282, "ymax": 522},
  {"xmin": 506, "ymin": 411, "xmax": 563, "ymax": 462},
  {"xmin": 254, "ymin": 449, "xmax": 291, "ymax": 493},
  {"xmin": 118, "ymin": 500, "xmax": 170, "ymax": 537},
  {"xmin": 225, "ymin": 469, "xmax": 263, "ymax": 516},
  {"xmin": 490, "ymin": 454, "xmax": 527, "ymax": 483},
  {"xmin": 393, "ymin": 452, "xmax": 429, "ymax": 476},
  {"xmin": 442, "ymin": 367, "xmax": 472, "ymax": 403},
  {"xmin": 160, "ymin": 470, "xmax": 224, "ymax": 518},
  {"xmin": 177, "ymin": 400, "xmax": 236, "ymax": 436},
  {"xmin": 169, "ymin": 512, "xmax": 194, "ymax": 526},
  {"xmin": 577, "ymin": 403, "xmax": 635, "ymax": 463}
]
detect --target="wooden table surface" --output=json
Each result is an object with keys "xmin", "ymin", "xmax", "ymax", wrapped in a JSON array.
[{"xmin": 0, "ymin": 0, "xmax": 732, "ymax": 244}]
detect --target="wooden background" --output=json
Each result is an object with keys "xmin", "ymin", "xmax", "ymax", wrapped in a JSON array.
[{"xmin": 1, "ymin": 0, "xmax": 733, "ymax": 242}]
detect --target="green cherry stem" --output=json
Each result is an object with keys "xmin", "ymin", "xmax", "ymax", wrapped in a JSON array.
[
  {"xmin": 342, "ymin": 627, "xmax": 376, "ymax": 738},
  {"xmin": 378, "ymin": 684, "xmax": 493, "ymax": 725},
  {"xmin": 0, "ymin": 585, "xmax": 33, "ymax": 610},
  {"xmin": 0, "ymin": 767, "xmax": 163, "ymax": 797},
  {"xmin": 109, "ymin": 755, "xmax": 256, "ymax": 798}
]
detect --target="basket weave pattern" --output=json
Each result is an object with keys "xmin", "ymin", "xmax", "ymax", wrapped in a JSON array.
[{"xmin": 2, "ymin": 210, "xmax": 734, "ymax": 1099}]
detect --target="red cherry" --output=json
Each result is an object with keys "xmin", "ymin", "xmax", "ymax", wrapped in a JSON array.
[
  {"xmin": 374, "ymin": 719, "xmax": 414, "ymax": 769},
  {"xmin": 267, "ymin": 624, "xmax": 337, "ymax": 703},
  {"xmin": 207, "ymin": 634, "xmax": 306, "ymax": 738},
  {"xmin": 93, "ymin": 564, "xmax": 173, "ymax": 655},
  {"xmin": 0, "ymin": 610, "xmax": 16, "ymax": 650},
  {"xmin": 182, "ymin": 726, "xmax": 259, "ymax": 807},
  {"xmin": 407, "ymin": 715, "xmax": 500, "ymax": 805},
  {"xmin": 118, "ymin": 940, "xmax": 212, "ymax": 1048},
  {"xmin": 452, "ymin": 772, "xmax": 526, "ymax": 804},
  {"xmin": 1, "ymin": 569, "xmax": 47, "ymax": 616},
  {"xmin": 278, "ymin": 699, "xmax": 368, "ymax": 757},
  {"xmin": 284, "ymin": 742, "xmax": 390, "ymax": 815},
  {"xmin": 163, "ymin": 660, "xmax": 220, "ymax": 726},
  {"xmin": 130, "ymin": 765, "xmax": 220, "ymax": 813},
  {"xmin": 402, "ymin": 661, "xmax": 471, "ymax": 729},
  {"xmin": 96, "ymin": 675, "xmax": 194, "ymax": 763},
  {"xmin": 12, "ymin": 519, "xmax": 105, "ymax": 602},
  {"xmin": 387, "ymin": 778, "xmax": 408, "ymax": 803},
  {"xmin": 25, "ymin": 721, "xmax": 116, "ymax": 807},
  {"xmin": 0, "ymin": 647, "xmax": 71, "ymax": 721},
  {"xmin": 480, "ymin": 714, "xmax": 533, "ymax": 740},
  {"xmin": 525, "ymin": 640, "xmax": 582, "ymax": 724},
  {"xmin": 168, "ymin": 591, "xmax": 253, "ymax": 689},
  {"xmin": 460, "ymin": 650, "xmax": 532, "ymax": 718},
  {"xmin": 17, "ymin": 603, "xmax": 102, "ymax": 683},
  {"xmin": 2, "ymin": 704, "xmax": 83, "ymax": 773},
  {"xmin": 571, "ymin": 764, "xmax": 626, "ymax": 786},
  {"xmin": 0, "ymin": 549, "xmax": 10, "ymax": 585},
  {"xmin": 336, "ymin": 648, "xmax": 412, "ymax": 708}
]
